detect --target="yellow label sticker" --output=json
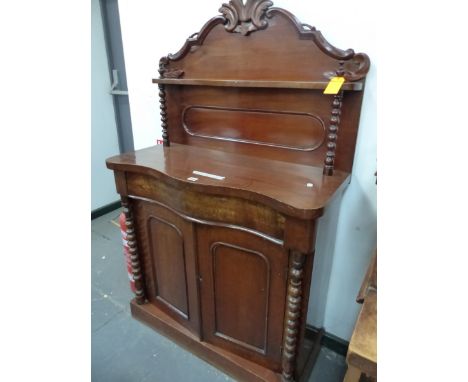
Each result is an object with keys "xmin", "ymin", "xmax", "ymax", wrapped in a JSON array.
[{"xmin": 324, "ymin": 77, "xmax": 345, "ymax": 94}]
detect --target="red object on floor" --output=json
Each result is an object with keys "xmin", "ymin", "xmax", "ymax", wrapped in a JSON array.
[{"xmin": 119, "ymin": 212, "xmax": 136, "ymax": 293}]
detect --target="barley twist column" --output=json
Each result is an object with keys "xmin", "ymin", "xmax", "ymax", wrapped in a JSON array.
[
  {"xmin": 281, "ymin": 251, "xmax": 306, "ymax": 381},
  {"xmin": 323, "ymin": 61, "xmax": 345, "ymax": 176},
  {"xmin": 121, "ymin": 197, "xmax": 146, "ymax": 304}
]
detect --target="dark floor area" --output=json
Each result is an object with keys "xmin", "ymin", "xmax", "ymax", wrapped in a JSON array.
[{"xmin": 92, "ymin": 209, "xmax": 347, "ymax": 382}]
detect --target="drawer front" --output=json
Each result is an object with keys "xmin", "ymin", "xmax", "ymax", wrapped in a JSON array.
[
  {"xmin": 133, "ymin": 199, "xmax": 201, "ymax": 337},
  {"xmin": 197, "ymin": 225, "xmax": 288, "ymax": 371},
  {"xmin": 127, "ymin": 172, "xmax": 285, "ymax": 241}
]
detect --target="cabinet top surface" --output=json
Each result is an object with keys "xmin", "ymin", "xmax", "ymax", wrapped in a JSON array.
[{"xmin": 107, "ymin": 143, "xmax": 350, "ymax": 219}]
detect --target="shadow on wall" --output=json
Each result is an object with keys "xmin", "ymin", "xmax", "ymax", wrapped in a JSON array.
[
  {"xmin": 325, "ymin": 176, "xmax": 376, "ymax": 340},
  {"xmin": 307, "ymin": 186, "xmax": 344, "ymax": 329},
  {"xmin": 308, "ymin": 175, "xmax": 376, "ymax": 341}
]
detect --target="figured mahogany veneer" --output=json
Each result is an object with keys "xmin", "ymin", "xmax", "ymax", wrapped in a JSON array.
[
  {"xmin": 107, "ymin": 1, "xmax": 370, "ymax": 381},
  {"xmin": 107, "ymin": 144, "xmax": 350, "ymax": 220}
]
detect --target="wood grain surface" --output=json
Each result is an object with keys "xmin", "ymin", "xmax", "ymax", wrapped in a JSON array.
[
  {"xmin": 107, "ymin": 1, "xmax": 371, "ymax": 381},
  {"xmin": 106, "ymin": 143, "xmax": 350, "ymax": 219}
]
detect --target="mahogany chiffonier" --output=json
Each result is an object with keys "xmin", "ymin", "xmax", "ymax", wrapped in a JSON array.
[{"xmin": 106, "ymin": 1, "xmax": 370, "ymax": 381}]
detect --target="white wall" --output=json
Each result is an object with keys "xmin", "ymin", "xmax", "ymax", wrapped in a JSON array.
[
  {"xmin": 119, "ymin": 0, "xmax": 376, "ymax": 340},
  {"xmin": 91, "ymin": 0, "xmax": 121, "ymax": 210}
]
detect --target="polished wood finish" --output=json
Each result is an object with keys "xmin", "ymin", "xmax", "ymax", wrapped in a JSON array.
[
  {"xmin": 197, "ymin": 225, "xmax": 287, "ymax": 370},
  {"xmin": 133, "ymin": 199, "xmax": 201, "ymax": 336},
  {"xmin": 107, "ymin": 1, "xmax": 370, "ymax": 381},
  {"xmin": 158, "ymin": 84, "xmax": 170, "ymax": 147},
  {"xmin": 281, "ymin": 251, "xmax": 307, "ymax": 381},
  {"xmin": 161, "ymin": 85, "xmax": 365, "ymax": 174},
  {"xmin": 153, "ymin": 78, "xmax": 364, "ymax": 91},
  {"xmin": 182, "ymin": 106, "xmax": 326, "ymax": 152},
  {"xmin": 345, "ymin": 252, "xmax": 377, "ymax": 381},
  {"xmin": 343, "ymin": 365, "xmax": 362, "ymax": 382},
  {"xmin": 324, "ymin": 88, "xmax": 344, "ymax": 175},
  {"xmin": 107, "ymin": 144, "xmax": 350, "ymax": 219},
  {"xmin": 128, "ymin": 171, "xmax": 286, "ymax": 240},
  {"xmin": 345, "ymin": 290, "xmax": 377, "ymax": 380},
  {"xmin": 121, "ymin": 196, "xmax": 145, "ymax": 305},
  {"xmin": 131, "ymin": 300, "xmax": 321, "ymax": 382},
  {"xmin": 158, "ymin": 5, "xmax": 369, "ymax": 82},
  {"xmin": 156, "ymin": 1, "xmax": 369, "ymax": 174}
]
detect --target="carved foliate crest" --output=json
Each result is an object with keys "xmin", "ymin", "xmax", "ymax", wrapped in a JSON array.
[
  {"xmin": 219, "ymin": 0, "xmax": 273, "ymax": 35},
  {"xmin": 159, "ymin": 56, "xmax": 184, "ymax": 79}
]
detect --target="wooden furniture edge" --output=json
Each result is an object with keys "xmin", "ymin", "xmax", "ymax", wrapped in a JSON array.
[
  {"xmin": 357, "ymin": 251, "xmax": 377, "ymax": 303},
  {"xmin": 343, "ymin": 365, "xmax": 361, "ymax": 382},
  {"xmin": 346, "ymin": 289, "xmax": 377, "ymax": 378},
  {"xmin": 152, "ymin": 78, "xmax": 363, "ymax": 91},
  {"xmin": 106, "ymin": 160, "xmax": 350, "ymax": 221},
  {"xmin": 131, "ymin": 299, "xmax": 281, "ymax": 382},
  {"xmin": 108, "ymin": 1, "xmax": 371, "ymax": 378},
  {"xmin": 130, "ymin": 300, "xmax": 322, "ymax": 382},
  {"xmin": 159, "ymin": 4, "xmax": 370, "ymax": 82}
]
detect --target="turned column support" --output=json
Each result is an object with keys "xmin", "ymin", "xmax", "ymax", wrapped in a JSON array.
[
  {"xmin": 323, "ymin": 61, "xmax": 345, "ymax": 176},
  {"xmin": 281, "ymin": 217, "xmax": 319, "ymax": 381},
  {"xmin": 281, "ymin": 251, "xmax": 306, "ymax": 382},
  {"xmin": 158, "ymin": 84, "xmax": 170, "ymax": 147},
  {"xmin": 121, "ymin": 196, "xmax": 146, "ymax": 304},
  {"xmin": 158, "ymin": 56, "xmax": 170, "ymax": 147}
]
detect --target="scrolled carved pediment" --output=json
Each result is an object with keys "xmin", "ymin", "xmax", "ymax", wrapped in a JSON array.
[
  {"xmin": 159, "ymin": 56, "xmax": 184, "ymax": 79},
  {"xmin": 219, "ymin": 0, "xmax": 273, "ymax": 35},
  {"xmin": 157, "ymin": 1, "xmax": 370, "ymax": 83}
]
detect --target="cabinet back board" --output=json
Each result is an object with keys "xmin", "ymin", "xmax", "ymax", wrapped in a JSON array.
[{"xmin": 155, "ymin": 3, "xmax": 370, "ymax": 174}]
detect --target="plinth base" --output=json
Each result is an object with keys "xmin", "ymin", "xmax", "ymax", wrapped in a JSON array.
[{"xmin": 130, "ymin": 299, "xmax": 323, "ymax": 382}]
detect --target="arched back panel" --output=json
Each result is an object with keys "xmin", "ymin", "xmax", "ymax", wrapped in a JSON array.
[{"xmin": 154, "ymin": 0, "xmax": 370, "ymax": 174}]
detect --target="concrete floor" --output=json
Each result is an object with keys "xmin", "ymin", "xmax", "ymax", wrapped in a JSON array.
[{"xmin": 92, "ymin": 209, "xmax": 347, "ymax": 382}]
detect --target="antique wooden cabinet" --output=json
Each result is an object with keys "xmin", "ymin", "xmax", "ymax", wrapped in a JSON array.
[{"xmin": 106, "ymin": 1, "xmax": 370, "ymax": 381}]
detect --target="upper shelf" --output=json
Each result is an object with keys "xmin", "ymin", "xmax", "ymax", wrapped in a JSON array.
[{"xmin": 152, "ymin": 78, "xmax": 363, "ymax": 91}]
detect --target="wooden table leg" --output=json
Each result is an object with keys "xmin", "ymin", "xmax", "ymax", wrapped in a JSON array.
[{"xmin": 343, "ymin": 365, "xmax": 362, "ymax": 382}]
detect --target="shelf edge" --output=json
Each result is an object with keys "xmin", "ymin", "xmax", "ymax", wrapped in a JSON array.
[{"xmin": 152, "ymin": 78, "xmax": 363, "ymax": 91}]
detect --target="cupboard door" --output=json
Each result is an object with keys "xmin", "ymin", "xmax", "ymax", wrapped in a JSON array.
[
  {"xmin": 197, "ymin": 225, "xmax": 288, "ymax": 371},
  {"xmin": 133, "ymin": 199, "xmax": 200, "ymax": 337}
]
